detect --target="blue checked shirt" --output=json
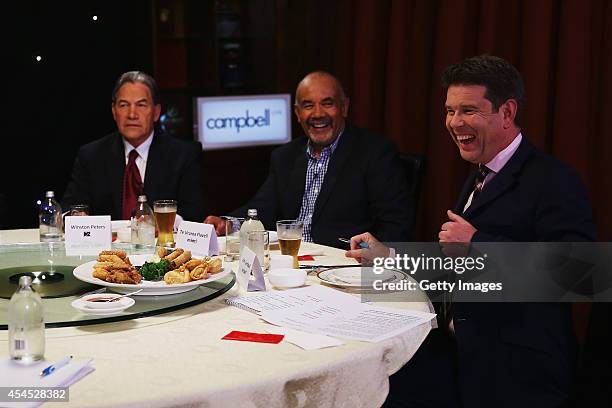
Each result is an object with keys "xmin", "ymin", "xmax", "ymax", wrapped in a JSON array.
[{"xmin": 297, "ymin": 131, "xmax": 343, "ymax": 241}]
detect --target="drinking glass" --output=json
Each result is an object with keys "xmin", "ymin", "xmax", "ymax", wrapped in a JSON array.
[
  {"xmin": 153, "ymin": 200, "xmax": 177, "ymax": 247},
  {"xmin": 247, "ymin": 230, "xmax": 269, "ymax": 271},
  {"xmin": 69, "ymin": 204, "xmax": 89, "ymax": 216},
  {"xmin": 276, "ymin": 220, "xmax": 303, "ymax": 268},
  {"xmin": 224, "ymin": 216, "xmax": 244, "ymax": 261}
]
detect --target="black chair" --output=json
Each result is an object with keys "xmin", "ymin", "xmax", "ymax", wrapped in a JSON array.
[{"xmin": 399, "ymin": 153, "xmax": 426, "ymax": 209}]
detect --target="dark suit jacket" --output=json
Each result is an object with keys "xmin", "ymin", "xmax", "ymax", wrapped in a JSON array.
[
  {"xmin": 452, "ymin": 138, "xmax": 596, "ymax": 407},
  {"xmin": 233, "ymin": 124, "xmax": 413, "ymax": 247},
  {"xmin": 62, "ymin": 131, "xmax": 205, "ymax": 221}
]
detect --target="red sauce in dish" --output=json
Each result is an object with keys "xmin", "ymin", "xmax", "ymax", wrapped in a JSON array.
[{"xmin": 87, "ymin": 297, "xmax": 119, "ymax": 302}]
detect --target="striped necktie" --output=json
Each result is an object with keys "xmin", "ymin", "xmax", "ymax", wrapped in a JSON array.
[
  {"xmin": 463, "ymin": 164, "xmax": 491, "ymax": 213},
  {"xmin": 472, "ymin": 164, "xmax": 491, "ymax": 199}
]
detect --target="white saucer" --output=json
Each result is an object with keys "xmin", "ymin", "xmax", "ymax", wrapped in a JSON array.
[
  {"xmin": 71, "ymin": 296, "xmax": 135, "ymax": 316},
  {"xmin": 330, "ymin": 267, "xmax": 395, "ymax": 284},
  {"xmin": 318, "ymin": 267, "xmax": 404, "ymax": 288}
]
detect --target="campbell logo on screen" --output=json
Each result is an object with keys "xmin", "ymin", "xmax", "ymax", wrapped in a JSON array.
[{"xmin": 206, "ymin": 109, "xmax": 271, "ymax": 133}]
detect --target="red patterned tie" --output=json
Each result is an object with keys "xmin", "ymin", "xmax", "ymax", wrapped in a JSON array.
[{"xmin": 121, "ymin": 149, "xmax": 143, "ymax": 220}]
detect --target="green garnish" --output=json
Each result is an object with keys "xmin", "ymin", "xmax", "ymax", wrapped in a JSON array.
[{"xmin": 139, "ymin": 259, "xmax": 171, "ymax": 281}]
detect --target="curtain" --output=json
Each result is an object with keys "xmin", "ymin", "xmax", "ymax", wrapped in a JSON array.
[{"xmin": 327, "ymin": 0, "xmax": 612, "ymax": 241}]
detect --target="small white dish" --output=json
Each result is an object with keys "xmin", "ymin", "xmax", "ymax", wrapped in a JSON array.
[
  {"xmin": 79, "ymin": 294, "xmax": 132, "ymax": 310},
  {"xmin": 269, "ymin": 254, "xmax": 293, "ymax": 269},
  {"xmin": 268, "ymin": 268, "xmax": 307, "ymax": 288},
  {"xmin": 71, "ymin": 296, "xmax": 135, "ymax": 316}
]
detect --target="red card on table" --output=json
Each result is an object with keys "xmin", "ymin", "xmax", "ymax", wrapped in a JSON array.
[
  {"xmin": 298, "ymin": 255, "xmax": 314, "ymax": 261},
  {"xmin": 222, "ymin": 331, "xmax": 284, "ymax": 344}
]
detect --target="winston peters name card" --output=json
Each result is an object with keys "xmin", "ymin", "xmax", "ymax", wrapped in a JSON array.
[{"xmin": 65, "ymin": 216, "xmax": 111, "ymax": 255}]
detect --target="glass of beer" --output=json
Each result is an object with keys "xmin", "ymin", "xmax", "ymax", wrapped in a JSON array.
[
  {"xmin": 153, "ymin": 200, "xmax": 177, "ymax": 247},
  {"xmin": 276, "ymin": 220, "xmax": 303, "ymax": 269}
]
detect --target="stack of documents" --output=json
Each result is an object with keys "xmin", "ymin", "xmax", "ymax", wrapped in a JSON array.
[{"xmin": 226, "ymin": 285, "xmax": 435, "ymax": 343}]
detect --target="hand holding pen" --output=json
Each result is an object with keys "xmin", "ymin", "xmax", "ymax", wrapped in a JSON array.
[
  {"xmin": 338, "ymin": 237, "xmax": 369, "ymax": 249},
  {"xmin": 344, "ymin": 232, "xmax": 391, "ymax": 264}
]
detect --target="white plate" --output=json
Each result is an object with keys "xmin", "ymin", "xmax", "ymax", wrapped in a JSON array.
[
  {"xmin": 317, "ymin": 267, "xmax": 405, "ymax": 288},
  {"xmin": 73, "ymin": 254, "xmax": 230, "ymax": 295},
  {"xmin": 71, "ymin": 297, "xmax": 135, "ymax": 316}
]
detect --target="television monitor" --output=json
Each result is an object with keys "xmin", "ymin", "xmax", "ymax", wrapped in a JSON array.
[{"xmin": 195, "ymin": 94, "xmax": 292, "ymax": 150}]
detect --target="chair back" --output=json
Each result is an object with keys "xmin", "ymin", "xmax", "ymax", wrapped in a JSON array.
[{"xmin": 399, "ymin": 153, "xmax": 426, "ymax": 206}]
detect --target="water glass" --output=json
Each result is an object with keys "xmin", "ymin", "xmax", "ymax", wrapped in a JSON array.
[
  {"xmin": 69, "ymin": 204, "xmax": 89, "ymax": 216},
  {"xmin": 247, "ymin": 230, "xmax": 269, "ymax": 270},
  {"xmin": 223, "ymin": 216, "xmax": 244, "ymax": 261}
]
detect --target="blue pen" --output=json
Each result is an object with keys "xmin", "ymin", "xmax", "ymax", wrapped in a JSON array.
[
  {"xmin": 338, "ymin": 238, "xmax": 369, "ymax": 249},
  {"xmin": 40, "ymin": 355, "xmax": 73, "ymax": 378}
]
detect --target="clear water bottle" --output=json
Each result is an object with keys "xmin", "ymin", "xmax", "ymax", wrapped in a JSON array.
[
  {"xmin": 8, "ymin": 276, "xmax": 45, "ymax": 364},
  {"xmin": 39, "ymin": 191, "xmax": 63, "ymax": 242},
  {"xmin": 239, "ymin": 209, "xmax": 264, "ymax": 257},
  {"xmin": 131, "ymin": 195, "xmax": 156, "ymax": 248}
]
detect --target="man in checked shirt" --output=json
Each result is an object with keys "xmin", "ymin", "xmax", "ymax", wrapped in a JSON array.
[{"xmin": 205, "ymin": 71, "xmax": 412, "ymax": 248}]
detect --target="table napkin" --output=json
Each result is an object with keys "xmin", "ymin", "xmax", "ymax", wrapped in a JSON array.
[{"xmin": 0, "ymin": 357, "xmax": 94, "ymax": 408}]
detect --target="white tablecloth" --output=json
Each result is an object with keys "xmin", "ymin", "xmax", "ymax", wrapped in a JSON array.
[{"xmin": 0, "ymin": 229, "xmax": 433, "ymax": 407}]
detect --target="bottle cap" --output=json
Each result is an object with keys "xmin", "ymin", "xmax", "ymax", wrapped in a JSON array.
[
  {"xmin": 247, "ymin": 209, "xmax": 258, "ymax": 217},
  {"xmin": 19, "ymin": 275, "xmax": 33, "ymax": 287},
  {"xmin": 45, "ymin": 191, "xmax": 54, "ymax": 198},
  {"xmin": 138, "ymin": 195, "xmax": 147, "ymax": 202}
]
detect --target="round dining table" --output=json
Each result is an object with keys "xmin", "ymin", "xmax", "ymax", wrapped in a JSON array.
[{"xmin": 0, "ymin": 228, "xmax": 433, "ymax": 408}]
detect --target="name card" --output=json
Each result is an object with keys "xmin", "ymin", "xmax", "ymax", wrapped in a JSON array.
[
  {"xmin": 175, "ymin": 221, "xmax": 219, "ymax": 256},
  {"xmin": 65, "ymin": 215, "xmax": 111, "ymax": 255},
  {"xmin": 236, "ymin": 246, "xmax": 266, "ymax": 292}
]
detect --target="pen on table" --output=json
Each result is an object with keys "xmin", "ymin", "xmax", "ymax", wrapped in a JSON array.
[
  {"xmin": 40, "ymin": 355, "xmax": 73, "ymax": 378},
  {"xmin": 338, "ymin": 238, "xmax": 369, "ymax": 249}
]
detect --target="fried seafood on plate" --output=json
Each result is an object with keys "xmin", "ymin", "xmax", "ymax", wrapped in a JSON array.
[
  {"xmin": 93, "ymin": 250, "xmax": 142, "ymax": 284},
  {"xmin": 163, "ymin": 268, "xmax": 191, "ymax": 284}
]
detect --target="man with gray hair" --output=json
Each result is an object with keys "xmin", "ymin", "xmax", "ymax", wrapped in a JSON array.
[{"xmin": 63, "ymin": 71, "xmax": 205, "ymax": 221}]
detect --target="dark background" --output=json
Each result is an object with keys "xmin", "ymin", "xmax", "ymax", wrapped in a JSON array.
[
  {"xmin": 6, "ymin": 0, "xmax": 611, "ymax": 243},
  {"xmin": 7, "ymin": 1, "xmax": 154, "ymax": 228}
]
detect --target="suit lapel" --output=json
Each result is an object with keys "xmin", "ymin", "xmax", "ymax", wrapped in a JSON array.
[
  {"xmin": 464, "ymin": 139, "xmax": 533, "ymax": 216},
  {"xmin": 311, "ymin": 129, "xmax": 353, "ymax": 224},
  {"xmin": 285, "ymin": 141, "xmax": 309, "ymax": 218},
  {"xmin": 144, "ymin": 132, "xmax": 162, "ymax": 197},
  {"xmin": 109, "ymin": 133, "xmax": 126, "ymax": 217}
]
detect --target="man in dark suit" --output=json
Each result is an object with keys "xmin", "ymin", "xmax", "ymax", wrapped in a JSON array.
[
  {"xmin": 205, "ymin": 71, "xmax": 412, "ymax": 247},
  {"xmin": 348, "ymin": 56, "xmax": 596, "ymax": 407},
  {"xmin": 62, "ymin": 71, "xmax": 205, "ymax": 221}
]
